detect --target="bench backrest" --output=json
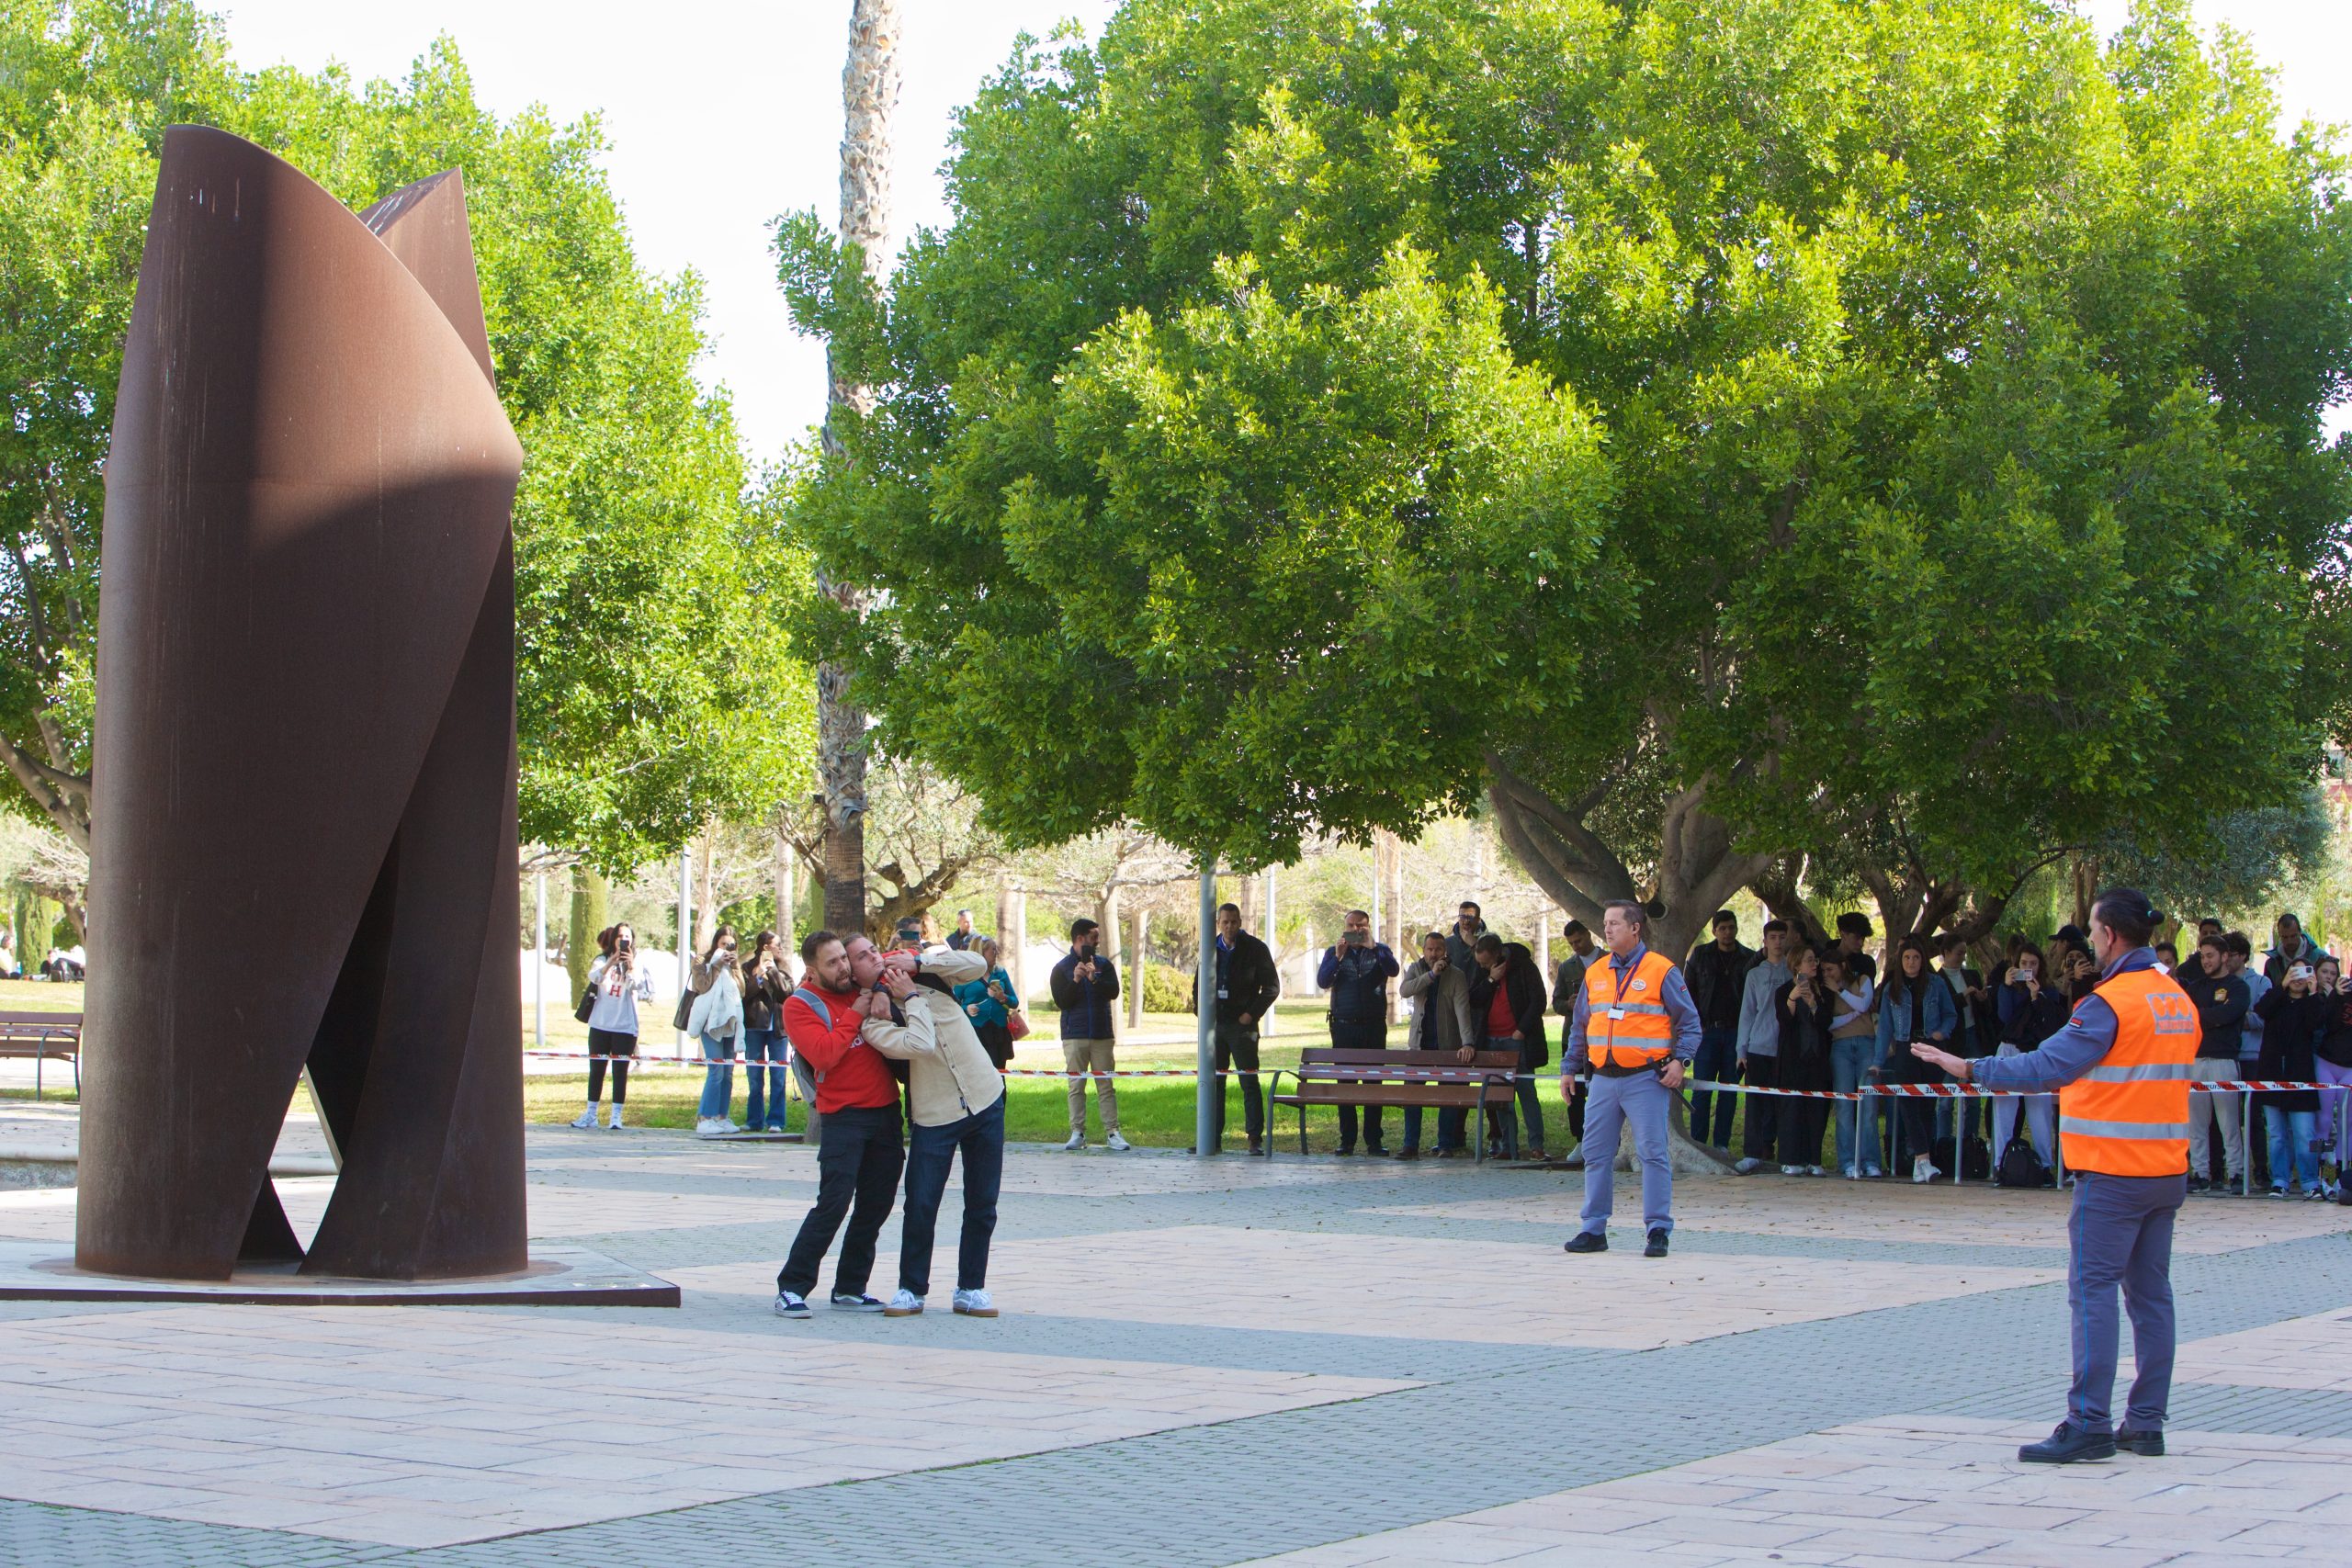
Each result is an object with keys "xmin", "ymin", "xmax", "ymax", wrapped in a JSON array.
[
  {"xmin": 0, "ymin": 1011, "xmax": 83, "ymax": 1042},
  {"xmin": 1295, "ymin": 1047, "xmax": 1516, "ymax": 1078}
]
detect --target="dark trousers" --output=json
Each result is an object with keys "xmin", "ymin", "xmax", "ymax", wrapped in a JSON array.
[
  {"xmin": 1330, "ymin": 1018, "xmax": 1385, "ymax": 1149},
  {"xmin": 1776, "ymin": 1047, "xmax": 1829, "ymax": 1167},
  {"xmin": 1741, "ymin": 1052, "xmax": 1780, "ymax": 1161},
  {"xmin": 2068, "ymin": 1171, "xmax": 2184, "ymax": 1432},
  {"xmin": 1211, "ymin": 1019, "xmax": 1264, "ymax": 1144},
  {"xmin": 898, "ymin": 1097, "xmax": 1004, "ymax": 1297},
  {"xmin": 776, "ymin": 1103, "xmax": 904, "ymax": 1300},
  {"xmin": 1690, "ymin": 1025, "xmax": 1739, "ymax": 1147}
]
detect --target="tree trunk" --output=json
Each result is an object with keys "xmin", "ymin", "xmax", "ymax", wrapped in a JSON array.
[
  {"xmin": 692, "ymin": 834, "xmax": 719, "ymax": 953},
  {"xmin": 1127, "ymin": 903, "xmax": 1147, "ymax": 1027},
  {"xmin": 816, "ymin": 0, "xmax": 902, "ymax": 940},
  {"xmin": 773, "ymin": 816, "xmax": 797, "ymax": 951},
  {"xmin": 1747, "ymin": 854, "xmax": 1830, "ymax": 950},
  {"xmin": 566, "ymin": 867, "xmax": 607, "ymax": 1000}
]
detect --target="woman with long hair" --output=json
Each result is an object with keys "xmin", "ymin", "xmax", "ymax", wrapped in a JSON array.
[
  {"xmin": 687, "ymin": 924, "xmax": 743, "ymax": 1138},
  {"xmin": 576, "ymin": 923, "xmax": 653, "ymax": 1129},
  {"xmin": 1774, "ymin": 945, "xmax": 1833, "ymax": 1175},
  {"xmin": 955, "ymin": 936, "xmax": 1019, "ymax": 1070},
  {"xmin": 1826, "ymin": 951, "xmax": 1880, "ymax": 1177},
  {"xmin": 740, "ymin": 930, "xmax": 792, "ymax": 1134},
  {"xmin": 1873, "ymin": 936, "xmax": 1958, "ymax": 1181},
  {"xmin": 1996, "ymin": 943, "xmax": 2067, "ymax": 1164}
]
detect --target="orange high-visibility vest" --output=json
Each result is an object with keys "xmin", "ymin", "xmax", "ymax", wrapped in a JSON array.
[
  {"xmin": 1581, "ymin": 948, "xmax": 1679, "ymax": 1068},
  {"xmin": 2057, "ymin": 965, "xmax": 2198, "ymax": 1178}
]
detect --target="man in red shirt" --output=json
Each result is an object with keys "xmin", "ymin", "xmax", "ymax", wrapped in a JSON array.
[{"xmin": 774, "ymin": 929, "xmax": 907, "ymax": 1319}]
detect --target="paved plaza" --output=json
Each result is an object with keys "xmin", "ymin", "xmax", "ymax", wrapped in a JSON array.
[{"xmin": 0, "ymin": 1114, "xmax": 2347, "ymax": 1566}]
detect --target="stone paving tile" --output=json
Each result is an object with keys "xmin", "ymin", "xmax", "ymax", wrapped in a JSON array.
[
  {"xmin": 669, "ymin": 1224, "xmax": 2063, "ymax": 1351},
  {"xmin": 1236, "ymin": 1416, "xmax": 2352, "ymax": 1566},
  {"xmin": 2167, "ymin": 1305, "xmax": 2352, "ymax": 1392}
]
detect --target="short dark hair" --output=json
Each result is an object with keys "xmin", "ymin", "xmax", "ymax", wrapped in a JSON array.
[
  {"xmin": 1836, "ymin": 911, "xmax": 1872, "ymax": 937},
  {"xmin": 799, "ymin": 929, "xmax": 842, "ymax": 964},
  {"xmin": 1217, "ymin": 902, "xmax": 1241, "ymax": 919},
  {"xmin": 1601, "ymin": 898, "xmax": 1646, "ymax": 931},
  {"xmin": 1761, "ymin": 919, "xmax": 1788, "ymax": 936},
  {"xmin": 2154, "ymin": 941, "xmax": 2178, "ymax": 961},
  {"xmin": 1712, "ymin": 909, "xmax": 1737, "ymax": 930},
  {"xmin": 1070, "ymin": 918, "xmax": 1099, "ymax": 942},
  {"xmin": 2088, "ymin": 888, "xmax": 2161, "ymax": 948},
  {"xmin": 1459, "ymin": 900, "xmax": 1481, "ymax": 916},
  {"xmin": 1473, "ymin": 931, "xmax": 1505, "ymax": 956},
  {"xmin": 2198, "ymin": 933, "xmax": 2227, "ymax": 957},
  {"xmin": 1348, "ymin": 908, "xmax": 1371, "ymax": 922},
  {"xmin": 1563, "ymin": 919, "xmax": 1588, "ymax": 938},
  {"xmin": 2225, "ymin": 931, "xmax": 2253, "ymax": 958},
  {"xmin": 1936, "ymin": 931, "xmax": 1967, "ymax": 954},
  {"xmin": 2198, "ymin": 918, "xmax": 2222, "ymax": 933}
]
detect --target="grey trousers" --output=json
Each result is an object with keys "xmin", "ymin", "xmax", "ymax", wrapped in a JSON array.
[
  {"xmin": 2067, "ymin": 1170, "xmax": 2185, "ymax": 1432},
  {"xmin": 1577, "ymin": 1068, "xmax": 1674, "ymax": 1236}
]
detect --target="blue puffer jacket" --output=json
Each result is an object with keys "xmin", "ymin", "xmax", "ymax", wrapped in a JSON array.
[{"xmin": 1049, "ymin": 948, "xmax": 1120, "ymax": 1040}]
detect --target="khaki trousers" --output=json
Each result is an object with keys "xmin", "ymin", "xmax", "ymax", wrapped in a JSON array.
[{"xmin": 1063, "ymin": 1037, "xmax": 1118, "ymax": 1134}]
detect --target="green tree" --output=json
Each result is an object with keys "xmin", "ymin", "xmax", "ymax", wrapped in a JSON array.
[
  {"xmin": 564, "ymin": 865, "xmax": 608, "ymax": 1000},
  {"xmin": 785, "ymin": 0, "xmax": 2351, "ymax": 955},
  {"xmin": 0, "ymin": 2, "xmax": 808, "ymax": 870}
]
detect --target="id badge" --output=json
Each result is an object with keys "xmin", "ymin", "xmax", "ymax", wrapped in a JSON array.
[
  {"xmin": 1216, "ymin": 987, "xmax": 1228, "ymax": 999},
  {"xmin": 1607, "ymin": 1007, "xmax": 1627, "ymax": 1021}
]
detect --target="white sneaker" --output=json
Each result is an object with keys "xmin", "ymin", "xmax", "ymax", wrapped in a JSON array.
[
  {"xmin": 884, "ymin": 1289, "xmax": 924, "ymax": 1317},
  {"xmin": 953, "ymin": 1288, "xmax": 998, "ymax": 1318},
  {"xmin": 773, "ymin": 1291, "xmax": 809, "ymax": 1319},
  {"xmin": 1736, "ymin": 1156, "xmax": 1765, "ymax": 1174},
  {"xmin": 606, "ymin": 1106, "xmax": 624, "ymax": 1129},
  {"xmin": 1913, "ymin": 1155, "xmax": 1939, "ymax": 1184},
  {"xmin": 1809, "ymin": 1166, "xmax": 1827, "ymax": 1178},
  {"xmin": 1780, "ymin": 1164, "xmax": 1804, "ymax": 1176},
  {"xmin": 1063, "ymin": 1132, "xmax": 1085, "ymax": 1151},
  {"xmin": 1105, "ymin": 1132, "xmax": 1132, "ymax": 1152},
  {"xmin": 571, "ymin": 1108, "xmax": 598, "ymax": 1129},
  {"xmin": 695, "ymin": 1117, "xmax": 723, "ymax": 1138}
]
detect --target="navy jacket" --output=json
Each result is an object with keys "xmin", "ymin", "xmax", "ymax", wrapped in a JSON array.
[{"xmin": 1049, "ymin": 948, "xmax": 1120, "ymax": 1040}]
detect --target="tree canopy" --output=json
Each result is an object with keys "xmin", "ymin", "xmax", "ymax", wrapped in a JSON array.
[
  {"xmin": 1, "ymin": 0, "xmax": 808, "ymax": 872},
  {"xmin": 784, "ymin": 0, "xmax": 2352, "ymax": 945}
]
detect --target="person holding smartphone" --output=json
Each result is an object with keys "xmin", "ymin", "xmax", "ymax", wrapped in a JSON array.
[
  {"xmin": 576, "ymin": 924, "xmax": 653, "ymax": 1130},
  {"xmin": 1317, "ymin": 908, "xmax": 1400, "ymax": 1156},
  {"xmin": 741, "ymin": 931, "xmax": 792, "ymax": 1134}
]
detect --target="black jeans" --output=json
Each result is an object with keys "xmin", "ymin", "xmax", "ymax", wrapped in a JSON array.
[
  {"xmin": 1690, "ymin": 1025, "xmax": 1740, "ymax": 1147},
  {"xmin": 1211, "ymin": 1018, "xmax": 1264, "ymax": 1143},
  {"xmin": 898, "ymin": 1097, "xmax": 1004, "ymax": 1297},
  {"xmin": 1329, "ymin": 1018, "xmax": 1385, "ymax": 1149},
  {"xmin": 1741, "ymin": 1052, "xmax": 1779, "ymax": 1161},
  {"xmin": 776, "ymin": 1103, "xmax": 904, "ymax": 1300}
]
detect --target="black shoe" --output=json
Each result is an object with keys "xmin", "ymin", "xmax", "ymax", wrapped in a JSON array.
[
  {"xmin": 1335, "ymin": 1145, "xmax": 1355, "ymax": 1157},
  {"xmin": 1644, "ymin": 1227, "xmax": 1669, "ymax": 1258},
  {"xmin": 2019, "ymin": 1421, "xmax": 2117, "ymax": 1464},
  {"xmin": 1248, "ymin": 1137, "xmax": 1265, "ymax": 1156},
  {"xmin": 1364, "ymin": 1144, "xmax": 1387, "ymax": 1157},
  {"xmin": 1563, "ymin": 1232, "xmax": 1607, "ymax": 1254},
  {"xmin": 2186, "ymin": 1177, "xmax": 2210, "ymax": 1193},
  {"xmin": 2115, "ymin": 1428, "xmax": 2165, "ymax": 1457},
  {"xmin": 1391, "ymin": 1146, "xmax": 1421, "ymax": 1160}
]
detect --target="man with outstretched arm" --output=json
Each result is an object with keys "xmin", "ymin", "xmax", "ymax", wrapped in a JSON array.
[
  {"xmin": 772, "ymin": 930, "xmax": 905, "ymax": 1320},
  {"xmin": 1562, "ymin": 901, "xmax": 1702, "ymax": 1258},
  {"xmin": 1911, "ymin": 888, "xmax": 2195, "ymax": 1464}
]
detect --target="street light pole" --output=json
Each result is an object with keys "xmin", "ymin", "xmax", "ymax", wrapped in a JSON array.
[
  {"xmin": 1196, "ymin": 864, "xmax": 1217, "ymax": 1156},
  {"xmin": 533, "ymin": 869, "xmax": 546, "ymax": 1048}
]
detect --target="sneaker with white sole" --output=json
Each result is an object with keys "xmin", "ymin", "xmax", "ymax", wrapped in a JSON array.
[
  {"xmin": 695, "ymin": 1117, "xmax": 743, "ymax": 1139},
  {"xmin": 571, "ymin": 1108, "xmax": 599, "ymax": 1130},
  {"xmin": 1063, "ymin": 1132, "xmax": 1085, "ymax": 1151},
  {"xmin": 1105, "ymin": 1132, "xmax": 1132, "ymax": 1152},
  {"xmin": 1913, "ymin": 1155, "xmax": 1940, "ymax": 1184},
  {"xmin": 831, "ymin": 1292, "xmax": 886, "ymax": 1313},
  {"xmin": 1780, "ymin": 1164, "xmax": 1804, "ymax": 1176},
  {"xmin": 883, "ymin": 1289, "xmax": 924, "ymax": 1317},
  {"xmin": 606, "ymin": 1106, "xmax": 625, "ymax": 1129},
  {"xmin": 1736, "ymin": 1156, "xmax": 1765, "ymax": 1174},
  {"xmin": 953, "ymin": 1288, "xmax": 998, "ymax": 1317},
  {"xmin": 1809, "ymin": 1165, "xmax": 1827, "ymax": 1177},
  {"xmin": 773, "ymin": 1292, "xmax": 810, "ymax": 1320}
]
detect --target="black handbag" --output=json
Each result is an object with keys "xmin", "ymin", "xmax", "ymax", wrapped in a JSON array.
[{"xmin": 573, "ymin": 983, "xmax": 596, "ymax": 1025}]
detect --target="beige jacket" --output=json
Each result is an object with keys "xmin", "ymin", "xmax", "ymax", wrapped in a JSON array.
[
  {"xmin": 860, "ymin": 948, "xmax": 1005, "ymax": 1126},
  {"xmin": 1399, "ymin": 957, "xmax": 1478, "ymax": 1051}
]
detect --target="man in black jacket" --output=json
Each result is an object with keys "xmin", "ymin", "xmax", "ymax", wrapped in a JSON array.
[
  {"xmin": 2187, "ymin": 933, "xmax": 2248, "ymax": 1191},
  {"xmin": 1200, "ymin": 902, "xmax": 1282, "ymax": 1155},
  {"xmin": 1050, "ymin": 919, "xmax": 1126, "ymax": 1152},
  {"xmin": 1683, "ymin": 911, "xmax": 1758, "ymax": 1150},
  {"xmin": 1319, "ymin": 908, "xmax": 1400, "ymax": 1155}
]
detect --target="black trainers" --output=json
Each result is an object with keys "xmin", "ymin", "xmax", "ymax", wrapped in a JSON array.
[
  {"xmin": 2115, "ymin": 1428, "xmax": 2165, "ymax": 1457},
  {"xmin": 1563, "ymin": 1232, "xmax": 1607, "ymax": 1254},
  {"xmin": 1644, "ymin": 1227, "xmax": 1669, "ymax": 1258},
  {"xmin": 2019, "ymin": 1421, "xmax": 2117, "ymax": 1464},
  {"xmin": 830, "ymin": 1292, "xmax": 887, "ymax": 1313}
]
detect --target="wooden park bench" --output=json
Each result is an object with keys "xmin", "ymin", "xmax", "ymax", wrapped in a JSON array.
[
  {"xmin": 0, "ymin": 1011, "xmax": 83, "ymax": 1098},
  {"xmin": 1269, "ymin": 1048, "xmax": 1523, "ymax": 1162}
]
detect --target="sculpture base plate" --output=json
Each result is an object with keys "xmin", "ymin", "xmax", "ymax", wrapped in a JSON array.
[{"xmin": 0, "ymin": 1241, "xmax": 679, "ymax": 1307}]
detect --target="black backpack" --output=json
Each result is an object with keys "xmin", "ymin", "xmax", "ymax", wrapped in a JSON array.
[
  {"xmin": 1931, "ymin": 1134, "xmax": 1993, "ymax": 1181},
  {"xmin": 1996, "ymin": 1134, "xmax": 2052, "ymax": 1189}
]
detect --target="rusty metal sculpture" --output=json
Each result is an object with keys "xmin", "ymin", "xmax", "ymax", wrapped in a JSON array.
[{"xmin": 75, "ymin": 127, "xmax": 527, "ymax": 1281}]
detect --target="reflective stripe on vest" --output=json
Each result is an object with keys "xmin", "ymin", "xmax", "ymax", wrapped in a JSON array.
[
  {"xmin": 1581, "ymin": 949, "xmax": 1678, "ymax": 1068},
  {"xmin": 2056, "ymin": 966, "xmax": 2198, "ymax": 1177}
]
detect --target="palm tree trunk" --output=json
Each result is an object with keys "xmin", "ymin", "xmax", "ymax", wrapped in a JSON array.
[{"xmin": 817, "ymin": 0, "xmax": 902, "ymax": 937}]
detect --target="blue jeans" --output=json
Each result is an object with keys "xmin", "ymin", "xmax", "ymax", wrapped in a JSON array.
[
  {"xmin": 741, "ymin": 1026, "xmax": 788, "ymax": 1131},
  {"xmin": 1577, "ymin": 1069, "xmax": 1673, "ymax": 1235},
  {"xmin": 697, "ymin": 1030, "xmax": 738, "ymax": 1120},
  {"xmin": 1831, "ymin": 1036, "xmax": 1879, "ymax": 1172},
  {"xmin": 2266, "ymin": 1107, "xmax": 2319, "ymax": 1190},
  {"xmin": 899, "ymin": 1096, "xmax": 1005, "ymax": 1296},
  {"xmin": 1690, "ymin": 1026, "xmax": 1739, "ymax": 1147},
  {"xmin": 2067, "ymin": 1171, "xmax": 2183, "ymax": 1432}
]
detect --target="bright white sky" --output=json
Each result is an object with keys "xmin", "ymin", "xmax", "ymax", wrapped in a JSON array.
[{"xmin": 215, "ymin": 0, "xmax": 2349, "ymax": 468}]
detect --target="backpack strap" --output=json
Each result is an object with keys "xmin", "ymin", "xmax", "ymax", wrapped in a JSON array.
[{"xmin": 789, "ymin": 987, "xmax": 834, "ymax": 1081}]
